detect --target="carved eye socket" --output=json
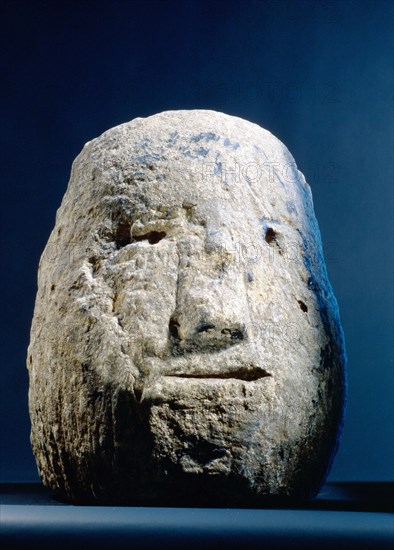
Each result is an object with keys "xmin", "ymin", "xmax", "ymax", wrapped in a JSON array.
[
  {"xmin": 114, "ymin": 219, "xmax": 167, "ymax": 249},
  {"xmin": 132, "ymin": 231, "xmax": 167, "ymax": 245},
  {"xmin": 264, "ymin": 227, "xmax": 276, "ymax": 244},
  {"xmin": 114, "ymin": 221, "xmax": 132, "ymax": 249}
]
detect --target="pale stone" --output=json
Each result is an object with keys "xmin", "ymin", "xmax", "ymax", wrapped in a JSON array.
[{"xmin": 27, "ymin": 110, "xmax": 346, "ymax": 504}]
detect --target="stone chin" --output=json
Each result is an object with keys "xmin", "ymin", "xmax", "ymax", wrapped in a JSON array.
[{"xmin": 27, "ymin": 110, "xmax": 346, "ymax": 505}]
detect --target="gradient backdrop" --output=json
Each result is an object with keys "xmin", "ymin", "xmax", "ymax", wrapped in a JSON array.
[{"xmin": 1, "ymin": 0, "xmax": 393, "ymax": 483}]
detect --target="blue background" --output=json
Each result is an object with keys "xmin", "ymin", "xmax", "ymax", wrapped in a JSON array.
[{"xmin": 0, "ymin": 0, "xmax": 393, "ymax": 483}]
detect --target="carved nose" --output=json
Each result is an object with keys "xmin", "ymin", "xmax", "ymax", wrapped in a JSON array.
[
  {"xmin": 169, "ymin": 313, "xmax": 247, "ymax": 354},
  {"xmin": 168, "ymin": 283, "xmax": 248, "ymax": 354}
]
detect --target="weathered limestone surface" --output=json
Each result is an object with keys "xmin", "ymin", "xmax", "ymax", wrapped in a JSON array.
[{"xmin": 27, "ymin": 110, "xmax": 346, "ymax": 504}]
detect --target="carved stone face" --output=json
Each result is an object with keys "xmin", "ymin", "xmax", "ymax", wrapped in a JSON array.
[{"xmin": 28, "ymin": 111, "xmax": 346, "ymax": 504}]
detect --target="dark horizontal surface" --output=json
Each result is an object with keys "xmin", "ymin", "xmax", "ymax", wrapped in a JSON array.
[
  {"xmin": 1, "ymin": 483, "xmax": 393, "ymax": 550},
  {"xmin": 1, "ymin": 481, "xmax": 393, "ymax": 511}
]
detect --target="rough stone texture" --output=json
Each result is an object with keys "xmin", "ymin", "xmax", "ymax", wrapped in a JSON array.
[{"xmin": 27, "ymin": 110, "xmax": 347, "ymax": 505}]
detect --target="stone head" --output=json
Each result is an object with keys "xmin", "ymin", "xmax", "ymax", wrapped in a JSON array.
[{"xmin": 28, "ymin": 111, "xmax": 346, "ymax": 504}]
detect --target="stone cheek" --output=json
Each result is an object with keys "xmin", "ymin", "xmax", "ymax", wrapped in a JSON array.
[{"xmin": 27, "ymin": 110, "xmax": 346, "ymax": 505}]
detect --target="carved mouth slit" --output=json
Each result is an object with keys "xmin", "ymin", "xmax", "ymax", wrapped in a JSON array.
[{"xmin": 165, "ymin": 366, "xmax": 271, "ymax": 382}]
